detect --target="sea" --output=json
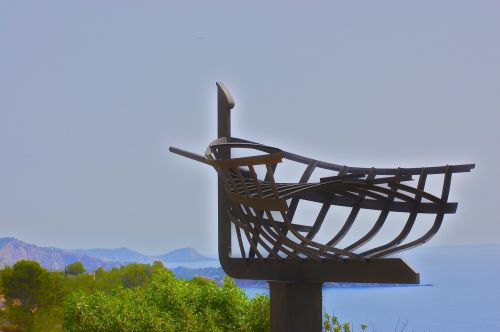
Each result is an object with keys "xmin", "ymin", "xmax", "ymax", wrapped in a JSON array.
[
  {"xmin": 173, "ymin": 244, "xmax": 500, "ymax": 331},
  {"xmin": 247, "ymin": 245, "xmax": 500, "ymax": 332}
]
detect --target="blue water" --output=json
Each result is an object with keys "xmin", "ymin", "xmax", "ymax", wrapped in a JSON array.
[
  {"xmin": 164, "ymin": 260, "xmax": 220, "ymax": 269},
  {"xmin": 244, "ymin": 245, "xmax": 500, "ymax": 332}
]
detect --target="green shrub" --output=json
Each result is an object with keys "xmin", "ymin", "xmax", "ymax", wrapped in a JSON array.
[
  {"xmin": 65, "ymin": 262, "xmax": 85, "ymax": 276},
  {"xmin": 2, "ymin": 260, "xmax": 369, "ymax": 332},
  {"xmin": 323, "ymin": 311, "xmax": 368, "ymax": 332},
  {"xmin": 63, "ymin": 265, "xmax": 270, "ymax": 331}
]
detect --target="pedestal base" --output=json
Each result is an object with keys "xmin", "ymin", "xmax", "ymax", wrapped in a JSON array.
[{"xmin": 269, "ymin": 281, "xmax": 323, "ymax": 332}]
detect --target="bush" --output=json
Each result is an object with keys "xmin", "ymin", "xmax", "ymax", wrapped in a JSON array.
[
  {"xmin": 65, "ymin": 262, "xmax": 85, "ymax": 276},
  {"xmin": 0, "ymin": 260, "xmax": 63, "ymax": 331},
  {"xmin": 1, "ymin": 260, "xmax": 369, "ymax": 332},
  {"xmin": 63, "ymin": 265, "xmax": 270, "ymax": 331}
]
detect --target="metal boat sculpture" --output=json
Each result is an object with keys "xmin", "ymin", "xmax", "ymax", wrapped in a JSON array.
[{"xmin": 170, "ymin": 82, "xmax": 474, "ymax": 284}]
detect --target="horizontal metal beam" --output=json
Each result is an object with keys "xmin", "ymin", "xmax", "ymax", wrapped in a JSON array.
[
  {"xmin": 220, "ymin": 257, "xmax": 419, "ymax": 283},
  {"xmin": 169, "ymin": 146, "xmax": 209, "ymax": 164},
  {"xmin": 297, "ymin": 191, "xmax": 458, "ymax": 214}
]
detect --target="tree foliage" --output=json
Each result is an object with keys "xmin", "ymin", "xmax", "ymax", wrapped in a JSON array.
[
  {"xmin": 1, "ymin": 260, "xmax": 53, "ymax": 309},
  {"xmin": 0, "ymin": 260, "xmax": 271, "ymax": 331},
  {"xmin": 65, "ymin": 262, "xmax": 85, "ymax": 276},
  {"xmin": 63, "ymin": 264, "xmax": 270, "ymax": 331},
  {"xmin": 0, "ymin": 260, "xmax": 372, "ymax": 332},
  {"xmin": 120, "ymin": 263, "xmax": 152, "ymax": 288},
  {"xmin": 0, "ymin": 260, "xmax": 61, "ymax": 331}
]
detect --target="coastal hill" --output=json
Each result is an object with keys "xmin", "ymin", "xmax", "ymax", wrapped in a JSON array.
[
  {"xmin": 0, "ymin": 237, "xmax": 119, "ymax": 271},
  {"xmin": 0, "ymin": 237, "xmax": 214, "ymax": 271},
  {"xmin": 69, "ymin": 247, "xmax": 152, "ymax": 264},
  {"xmin": 158, "ymin": 247, "xmax": 212, "ymax": 262},
  {"xmin": 70, "ymin": 246, "xmax": 212, "ymax": 263}
]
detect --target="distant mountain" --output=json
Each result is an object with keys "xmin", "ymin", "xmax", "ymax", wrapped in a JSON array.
[
  {"xmin": 70, "ymin": 247, "xmax": 151, "ymax": 263},
  {"xmin": 158, "ymin": 247, "xmax": 212, "ymax": 262},
  {"xmin": 0, "ymin": 237, "xmax": 120, "ymax": 271},
  {"xmin": 0, "ymin": 237, "xmax": 214, "ymax": 271},
  {"xmin": 73, "ymin": 246, "xmax": 212, "ymax": 263}
]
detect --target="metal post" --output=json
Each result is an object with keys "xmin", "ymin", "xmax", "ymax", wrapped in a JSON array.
[
  {"xmin": 270, "ymin": 281, "xmax": 323, "ymax": 332},
  {"xmin": 216, "ymin": 82, "xmax": 323, "ymax": 332},
  {"xmin": 216, "ymin": 82, "xmax": 235, "ymax": 265}
]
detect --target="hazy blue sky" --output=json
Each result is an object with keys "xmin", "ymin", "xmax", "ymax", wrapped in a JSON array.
[{"xmin": 1, "ymin": 1, "xmax": 499, "ymax": 255}]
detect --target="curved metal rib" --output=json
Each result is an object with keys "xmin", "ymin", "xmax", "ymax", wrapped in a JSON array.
[
  {"xmin": 370, "ymin": 166, "xmax": 452, "ymax": 257},
  {"xmin": 303, "ymin": 165, "xmax": 349, "ymax": 242},
  {"xmin": 228, "ymin": 137, "xmax": 475, "ymax": 176},
  {"xmin": 287, "ymin": 160, "xmax": 317, "ymax": 221},
  {"xmin": 274, "ymin": 160, "xmax": 317, "ymax": 254},
  {"xmin": 362, "ymin": 168, "xmax": 428, "ymax": 257},
  {"xmin": 280, "ymin": 209, "xmax": 365, "ymax": 260},
  {"xmin": 228, "ymin": 209, "xmax": 260, "ymax": 259},
  {"xmin": 342, "ymin": 169, "xmax": 402, "ymax": 252},
  {"xmin": 305, "ymin": 197, "xmax": 333, "ymax": 241},
  {"xmin": 326, "ymin": 169, "xmax": 376, "ymax": 246}
]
